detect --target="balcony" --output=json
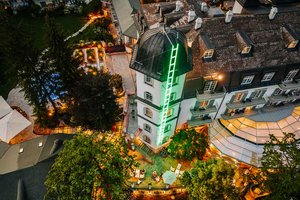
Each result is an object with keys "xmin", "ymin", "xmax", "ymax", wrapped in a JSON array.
[
  {"xmin": 226, "ymin": 98, "xmax": 266, "ymax": 110},
  {"xmin": 279, "ymin": 80, "xmax": 300, "ymax": 90},
  {"xmin": 187, "ymin": 117, "xmax": 212, "ymax": 127},
  {"xmin": 268, "ymin": 93, "xmax": 300, "ymax": 103},
  {"xmin": 221, "ymin": 110, "xmax": 257, "ymax": 120},
  {"xmin": 196, "ymin": 91, "xmax": 225, "ymax": 101},
  {"xmin": 190, "ymin": 106, "xmax": 217, "ymax": 116}
]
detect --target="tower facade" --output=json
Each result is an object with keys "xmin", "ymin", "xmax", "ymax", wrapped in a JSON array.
[{"xmin": 130, "ymin": 27, "xmax": 192, "ymax": 151}]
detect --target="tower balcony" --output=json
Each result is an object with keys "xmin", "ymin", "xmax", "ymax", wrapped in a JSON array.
[
  {"xmin": 187, "ymin": 117, "xmax": 212, "ymax": 127},
  {"xmin": 268, "ymin": 93, "xmax": 300, "ymax": 103},
  {"xmin": 279, "ymin": 80, "xmax": 300, "ymax": 90},
  {"xmin": 196, "ymin": 91, "xmax": 225, "ymax": 101}
]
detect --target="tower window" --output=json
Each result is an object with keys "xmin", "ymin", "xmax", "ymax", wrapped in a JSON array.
[
  {"xmin": 284, "ymin": 69, "xmax": 299, "ymax": 82},
  {"xmin": 273, "ymin": 88, "xmax": 282, "ymax": 96},
  {"xmin": 144, "ymin": 107, "xmax": 152, "ymax": 118},
  {"xmin": 252, "ymin": 90, "xmax": 263, "ymax": 99},
  {"xmin": 167, "ymin": 108, "xmax": 173, "ymax": 118},
  {"xmin": 164, "ymin": 124, "xmax": 171, "ymax": 133},
  {"xmin": 203, "ymin": 80, "xmax": 217, "ymax": 92},
  {"xmin": 170, "ymin": 92, "xmax": 176, "ymax": 101},
  {"xmin": 144, "ymin": 92, "xmax": 153, "ymax": 102},
  {"xmin": 203, "ymin": 49, "xmax": 214, "ymax": 59},
  {"xmin": 199, "ymin": 100, "xmax": 209, "ymax": 108},
  {"xmin": 262, "ymin": 72, "xmax": 275, "ymax": 82},
  {"xmin": 143, "ymin": 123, "xmax": 151, "ymax": 133},
  {"xmin": 144, "ymin": 75, "xmax": 153, "ymax": 86},
  {"xmin": 241, "ymin": 75, "xmax": 255, "ymax": 85},
  {"xmin": 143, "ymin": 135, "xmax": 151, "ymax": 144},
  {"xmin": 241, "ymin": 46, "xmax": 252, "ymax": 54}
]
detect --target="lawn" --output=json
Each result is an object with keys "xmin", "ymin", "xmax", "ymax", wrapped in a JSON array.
[
  {"xmin": 6, "ymin": 14, "xmax": 86, "ymax": 50},
  {"xmin": 129, "ymin": 153, "xmax": 189, "ymax": 189}
]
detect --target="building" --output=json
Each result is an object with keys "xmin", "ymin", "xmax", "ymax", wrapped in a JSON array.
[
  {"xmin": 127, "ymin": 0, "xmax": 300, "ymax": 166},
  {"xmin": 0, "ymin": 134, "xmax": 73, "ymax": 200}
]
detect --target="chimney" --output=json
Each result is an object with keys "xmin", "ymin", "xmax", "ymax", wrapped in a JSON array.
[
  {"xmin": 50, "ymin": 139, "xmax": 63, "ymax": 155},
  {"xmin": 176, "ymin": 1, "xmax": 183, "ymax": 12},
  {"xmin": 188, "ymin": 10, "xmax": 196, "ymax": 23},
  {"xmin": 225, "ymin": 10, "xmax": 233, "ymax": 23},
  {"xmin": 269, "ymin": 7, "xmax": 278, "ymax": 20},
  {"xmin": 194, "ymin": 17, "xmax": 202, "ymax": 30},
  {"xmin": 201, "ymin": 2, "xmax": 208, "ymax": 12}
]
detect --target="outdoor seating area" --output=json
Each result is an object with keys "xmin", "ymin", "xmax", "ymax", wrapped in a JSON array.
[{"xmin": 170, "ymin": 163, "xmax": 184, "ymax": 178}]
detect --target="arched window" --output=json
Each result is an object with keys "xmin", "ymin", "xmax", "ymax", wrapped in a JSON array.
[
  {"xmin": 143, "ymin": 135, "xmax": 151, "ymax": 144},
  {"xmin": 143, "ymin": 123, "xmax": 151, "ymax": 133},
  {"xmin": 144, "ymin": 91, "xmax": 153, "ymax": 102},
  {"xmin": 144, "ymin": 107, "xmax": 152, "ymax": 118}
]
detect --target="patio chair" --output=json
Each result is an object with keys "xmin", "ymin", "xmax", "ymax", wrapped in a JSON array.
[
  {"xmin": 176, "ymin": 163, "xmax": 182, "ymax": 170},
  {"xmin": 155, "ymin": 176, "xmax": 160, "ymax": 182},
  {"xmin": 175, "ymin": 169, "xmax": 180, "ymax": 177},
  {"xmin": 179, "ymin": 170, "xmax": 184, "ymax": 177},
  {"xmin": 137, "ymin": 179, "xmax": 142, "ymax": 185},
  {"xmin": 139, "ymin": 174, "xmax": 145, "ymax": 179},
  {"xmin": 170, "ymin": 166, "xmax": 175, "ymax": 172}
]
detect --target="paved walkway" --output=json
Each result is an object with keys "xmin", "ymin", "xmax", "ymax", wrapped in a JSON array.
[{"xmin": 105, "ymin": 53, "xmax": 136, "ymax": 95}]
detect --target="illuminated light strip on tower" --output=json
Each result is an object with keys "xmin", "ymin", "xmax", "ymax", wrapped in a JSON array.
[{"xmin": 157, "ymin": 43, "xmax": 179, "ymax": 145}]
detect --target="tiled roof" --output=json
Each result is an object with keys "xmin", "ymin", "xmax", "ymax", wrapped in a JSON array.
[{"xmin": 187, "ymin": 10, "xmax": 300, "ymax": 79}]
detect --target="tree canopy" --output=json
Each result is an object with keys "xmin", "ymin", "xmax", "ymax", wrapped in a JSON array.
[
  {"xmin": 168, "ymin": 128, "xmax": 209, "ymax": 160},
  {"xmin": 45, "ymin": 132, "xmax": 137, "ymax": 200},
  {"xmin": 70, "ymin": 71, "xmax": 120, "ymax": 131},
  {"xmin": 260, "ymin": 132, "xmax": 300, "ymax": 200},
  {"xmin": 181, "ymin": 159, "xmax": 238, "ymax": 200}
]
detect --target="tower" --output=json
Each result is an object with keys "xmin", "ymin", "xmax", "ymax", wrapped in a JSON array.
[{"xmin": 130, "ymin": 27, "xmax": 192, "ymax": 151}]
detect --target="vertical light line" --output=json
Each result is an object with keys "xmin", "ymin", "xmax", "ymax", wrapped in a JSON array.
[{"xmin": 157, "ymin": 43, "xmax": 179, "ymax": 145}]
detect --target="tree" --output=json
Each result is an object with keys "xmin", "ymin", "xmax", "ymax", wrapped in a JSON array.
[
  {"xmin": 181, "ymin": 159, "xmax": 238, "ymax": 200},
  {"xmin": 168, "ymin": 128, "xmax": 208, "ymax": 160},
  {"xmin": 45, "ymin": 132, "xmax": 137, "ymax": 200},
  {"xmin": 260, "ymin": 133, "xmax": 300, "ymax": 200},
  {"xmin": 70, "ymin": 72, "xmax": 120, "ymax": 131}
]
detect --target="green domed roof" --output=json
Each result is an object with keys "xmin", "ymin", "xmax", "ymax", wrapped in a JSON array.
[{"xmin": 130, "ymin": 27, "xmax": 192, "ymax": 81}]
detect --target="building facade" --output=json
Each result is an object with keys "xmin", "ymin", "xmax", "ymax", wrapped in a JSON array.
[{"xmin": 127, "ymin": 0, "xmax": 300, "ymax": 166}]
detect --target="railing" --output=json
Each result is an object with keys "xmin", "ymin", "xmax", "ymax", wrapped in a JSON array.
[
  {"xmin": 226, "ymin": 98, "xmax": 266, "ymax": 109},
  {"xmin": 187, "ymin": 117, "xmax": 212, "ymax": 127},
  {"xmin": 190, "ymin": 106, "xmax": 217, "ymax": 116}
]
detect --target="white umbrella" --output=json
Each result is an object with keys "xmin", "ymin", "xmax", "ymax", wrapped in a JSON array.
[
  {"xmin": 162, "ymin": 170, "xmax": 176, "ymax": 185},
  {"xmin": 0, "ymin": 110, "xmax": 31, "ymax": 143},
  {"xmin": 0, "ymin": 96, "xmax": 12, "ymax": 119}
]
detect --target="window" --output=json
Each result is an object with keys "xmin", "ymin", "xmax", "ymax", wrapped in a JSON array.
[
  {"xmin": 234, "ymin": 93, "xmax": 244, "ymax": 102},
  {"xmin": 241, "ymin": 75, "xmax": 255, "ymax": 85},
  {"xmin": 144, "ymin": 107, "xmax": 152, "ymax": 118},
  {"xmin": 143, "ymin": 135, "xmax": 151, "ymax": 144},
  {"xmin": 273, "ymin": 88, "xmax": 282, "ymax": 96},
  {"xmin": 143, "ymin": 123, "xmax": 151, "ymax": 133},
  {"xmin": 144, "ymin": 75, "xmax": 153, "ymax": 86},
  {"xmin": 241, "ymin": 46, "xmax": 251, "ymax": 54},
  {"xmin": 172, "ymin": 76, "xmax": 179, "ymax": 85},
  {"xmin": 167, "ymin": 108, "xmax": 173, "ymax": 118},
  {"xmin": 204, "ymin": 80, "xmax": 217, "ymax": 92},
  {"xmin": 262, "ymin": 72, "xmax": 275, "ymax": 82},
  {"xmin": 162, "ymin": 136, "xmax": 169, "ymax": 144},
  {"xmin": 284, "ymin": 69, "xmax": 299, "ymax": 82},
  {"xmin": 164, "ymin": 124, "xmax": 171, "ymax": 133},
  {"xmin": 288, "ymin": 40, "xmax": 299, "ymax": 49},
  {"xmin": 144, "ymin": 92, "xmax": 153, "ymax": 102},
  {"xmin": 170, "ymin": 92, "xmax": 176, "ymax": 101},
  {"xmin": 252, "ymin": 90, "xmax": 262, "ymax": 99},
  {"xmin": 203, "ymin": 49, "xmax": 214, "ymax": 59},
  {"xmin": 199, "ymin": 100, "xmax": 209, "ymax": 108}
]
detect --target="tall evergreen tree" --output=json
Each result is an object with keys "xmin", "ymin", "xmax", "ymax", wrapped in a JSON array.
[{"xmin": 71, "ymin": 72, "xmax": 120, "ymax": 131}]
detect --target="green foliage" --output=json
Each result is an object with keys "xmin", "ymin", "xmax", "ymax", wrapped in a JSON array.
[
  {"xmin": 70, "ymin": 72, "xmax": 120, "ymax": 131},
  {"xmin": 181, "ymin": 159, "xmax": 238, "ymax": 200},
  {"xmin": 168, "ymin": 128, "xmax": 209, "ymax": 160},
  {"xmin": 45, "ymin": 132, "xmax": 137, "ymax": 200},
  {"xmin": 260, "ymin": 133, "xmax": 300, "ymax": 200}
]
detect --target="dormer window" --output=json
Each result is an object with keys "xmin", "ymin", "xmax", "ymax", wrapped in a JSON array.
[
  {"xmin": 241, "ymin": 46, "xmax": 252, "ymax": 54},
  {"xmin": 284, "ymin": 69, "xmax": 299, "ymax": 82},
  {"xmin": 199, "ymin": 32, "xmax": 215, "ymax": 62},
  {"xmin": 241, "ymin": 75, "xmax": 255, "ymax": 85},
  {"xmin": 236, "ymin": 30, "xmax": 253, "ymax": 56},
  {"xmin": 282, "ymin": 24, "xmax": 299, "ymax": 49},
  {"xmin": 203, "ymin": 80, "xmax": 217, "ymax": 93},
  {"xmin": 203, "ymin": 49, "xmax": 214, "ymax": 59},
  {"xmin": 262, "ymin": 72, "xmax": 275, "ymax": 82}
]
